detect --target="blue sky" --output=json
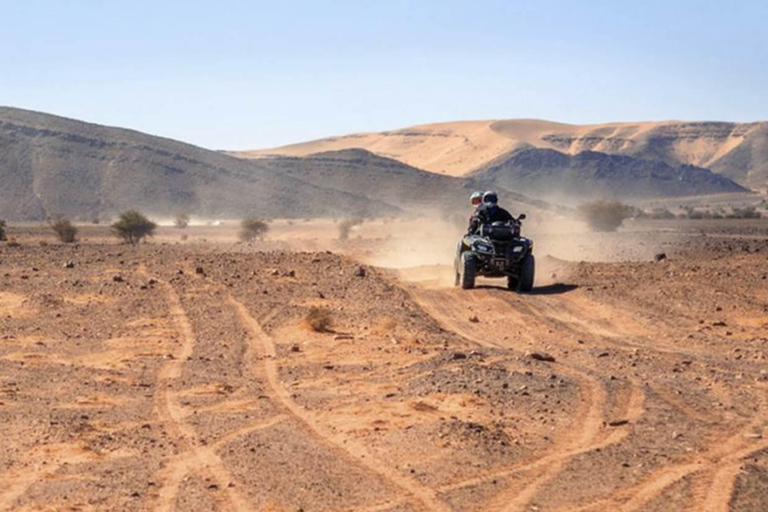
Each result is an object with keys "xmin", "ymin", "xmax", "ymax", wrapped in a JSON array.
[{"xmin": 2, "ymin": 0, "xmax": 767, "ymax": 149}]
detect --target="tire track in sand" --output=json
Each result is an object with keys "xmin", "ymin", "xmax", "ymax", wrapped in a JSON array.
[
  {"xmin": 227, "ymin": 295, "xmax": 453, "ymax": 512},
  {"xmin": 558, "ymin": 425, "xmax": 768, "ymax": 512},
  {"xmin": 152, "ymin": 277, "xmax": 252, "ymax": 512},
  {"xmin": 408, "ymin": 287, "xmax": 646, "ymax": 512}
]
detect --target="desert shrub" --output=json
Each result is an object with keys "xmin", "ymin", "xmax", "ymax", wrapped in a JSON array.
[
  {"xmin": 112, "ymin": 210, "xmax": 157, "ymax": 245},
  {"xmin": 303, "ymin": 306, "xmax": 333, "ymax": 332},
  {"xmin": 239, "ymin": 218, "xmax": 269, "ymax": 242},
  {"xmin": 645, "ymin": 208, "xmax": 676, "ymax": 220},
  {"xmin": 51, "ymin": 218, "xmax": 78, "ymax": 243},
  {"xmin": 728, "ymin": 206, "xmax": 762, "ymax": 219},
  {"xmin": 337, "ymin": 217, "xmax": 363, "ymax": 240},
  {"xmin": 681, "ymin": 207, "xmax": 730, "ymax": 220},
  {"xmin": 174, "ymin": 212, "xmax": 190, "ymax": 229},
  {"xmin": 372, "ymin": 317, "xmax": 398, "ymax": 334},
  {"xmin": 6, "ymin": 237, "xmax": 20, "ymax": 248},
  {"xmin": 0, "ymin": 220, "xmax": 6, "ymax": 241},
  {"xmin": 577, "ymin": 200, "xmax": 631, "ymax": 232}
]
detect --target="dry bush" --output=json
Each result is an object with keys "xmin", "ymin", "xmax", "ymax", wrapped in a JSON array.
[
  {"xmin": 174, "ymin": 212, "xmax": 190, "ymax": 229},
  {"xmin": 112, "ymin": 210, "xmax": 157, "ymax": 245},
  {"xmin": 6, "ymin": 237, "xmax": 20, "ymax": 248},
  {"xmin": 303, "ymin": 306, "xmax": 333, "ymax": 332},
  {"xmin": 577, "ymin": 200, "xmax": 631, "ymax": 232},
  {"xmin": 372, "ymin": 317, "xmax": 398, "ymax": 335},
  {"xmin": 728, "ymin": 206, "xmax": 762, "ymax": 219},
  {"xmin": 239, "ymin": 218, "xmax": 269, "ymax": 242},
  {"xmin": 0, "ymin": 220, "xmax": 6, "ymax": 241},
  {"xmin": 644, "ymin": 208, "xmax": 676, "ymax": 220},
  {"xmin": 337, "ymin": 217, "xmax": 363, "ymax": 241},
  {"xmin": 50, "ymin": 218, "xmax": 78, "ymax": 243}
]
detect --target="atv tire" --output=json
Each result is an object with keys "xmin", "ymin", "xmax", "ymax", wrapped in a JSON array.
[
  {"xmin": 460, "ymin": 252, "xmax": 476, "ymax": 289},
  {"xmin": 517, "ymin": 254, "xmax": 535, "ymax": 293},
  {"xmin": 506, "ymin": 276, "xmax": 519, "ymax": 290}
]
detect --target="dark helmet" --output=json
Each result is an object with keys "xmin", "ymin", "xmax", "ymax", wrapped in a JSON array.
[
  {"xmin": 470, "ymin": 191, "xmax": 483, "ymax": 206},
  {"xmin": 482, "ymin": 191, "xmax": 498, "ymax": 205}
]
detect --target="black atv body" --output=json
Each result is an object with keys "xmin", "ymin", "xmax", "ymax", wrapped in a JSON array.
[{"xmin": 454, "ymin": 217, "xmax": 535, "ymax": 292}]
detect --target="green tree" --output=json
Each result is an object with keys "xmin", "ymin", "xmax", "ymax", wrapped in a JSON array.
[{"xmin": 112, "ymin": 210, "xmax": 157, "ymax": 245}]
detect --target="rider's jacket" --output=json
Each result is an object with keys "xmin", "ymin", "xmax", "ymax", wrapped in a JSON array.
[{"xmin": 469, "ymin": 204, "xmax": 513, "ymax": 233}]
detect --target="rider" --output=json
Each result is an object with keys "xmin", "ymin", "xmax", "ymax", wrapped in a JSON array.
[{"xmin": 469, "ymin": 191, "xmax": 513, "ymax": 233}]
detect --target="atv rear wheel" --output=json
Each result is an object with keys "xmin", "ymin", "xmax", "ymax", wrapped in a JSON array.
[
  {"xmin": 460, "ymin": 252, "xmax": 476, "ymax": 289},
  {"xmin": 506, "ymin": 276, "xmax": 519, "ymax": 290},
  {"xmin": 517, "ymin": 254, "xmax": 535, "ymax": 293}
]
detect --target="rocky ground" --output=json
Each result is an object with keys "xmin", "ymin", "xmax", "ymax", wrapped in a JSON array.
[{"xmin": 0, "ymin": 221, "xmax": 767, "ymax": 511}]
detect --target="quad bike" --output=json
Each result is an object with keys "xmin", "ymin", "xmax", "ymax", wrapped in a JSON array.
[{"xmin": 454, "ymin": 215, "xmax": 535, "ymax": 292}]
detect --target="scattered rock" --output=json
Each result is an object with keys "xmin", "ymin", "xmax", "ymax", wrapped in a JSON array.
[
  {"xmin": 712, "ymin": 321, "xmax": 727, "ymax": 327},
  {"xmin": 112, "ymin": 274, "xmax": 124, "ymax": 283},
  {"xmin": 528, "ymin": 352, "xmax": 556, "ymax": 363},
  {"xmin": 286, "ymin": 270, "xmax": 296, "ymax": 278},
  {"xmin": 63, "ymin": 261, "xmax": 75, "ymax": 269},
  {"xmin": 452, "ymin": 352, "xmax": 467, "ymax": 360},
  {"xmin": 195, "ymin": 266, "xmax": 205, "ymax": 274},
  {"xmin": 654, "ymin": 253, "xmax": 667, "ymax": 262},
  {"xmin": 353, "ymin": 266, "xmax": 366, "ymax": 278},
  {"xmin": 606, "ymin": 419, "xmax": 629, "ymax": 427},
  {"xmin": 468, "ymin": 315, "xmax": 480, "ymax": 323},
  {"xmin": 290, "ymin": 344, "xmax": 301, "ymax": 353}
]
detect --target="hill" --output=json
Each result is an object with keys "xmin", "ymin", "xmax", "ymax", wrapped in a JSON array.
[
  {"xmin": 239, "ymin": 119, "xmax": 768, "ymax": 190},
  {"xmin": 262, "ymin": 148, "xmax": 552, "ymax": 215},
  {"xmin": 0, "ymin": 107, "xmax": 397, "ymax": 221},
  {"xmin": 471, "ymin": 148, "xmax": 748, "ymax": 204}
]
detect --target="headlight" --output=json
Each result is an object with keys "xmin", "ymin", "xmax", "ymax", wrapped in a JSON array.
[
  {"xmin": 512, "ymin": 246, "xmax": 523, "ymax": 253},
  {"xmin": 473, "ymin": 242, "xmax": 493, "ymax": 253}
]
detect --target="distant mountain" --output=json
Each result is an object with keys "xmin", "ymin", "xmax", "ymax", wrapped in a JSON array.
[
  {"xmin": 239, "ymin": 119, "xmax": 768, "ymax": 191},
  {"xmin": 0, "ymin": 107, "xmax": 397, "ymax": 221},
  {"xmin": 470, "ymin": 148, "xmax": 748, "ymax": 204},
  {"xmin": 263, "ymin": 148, "xmax": 552, "ymax": 214}
]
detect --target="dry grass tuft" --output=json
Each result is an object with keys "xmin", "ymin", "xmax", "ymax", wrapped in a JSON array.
[
  {"xmin": 372, "ymin": 317, "xmax": 398, "ymax": 335},
  {"xmin": 303, "ymin": 306, "xmax": 333, "ymax": 332}
]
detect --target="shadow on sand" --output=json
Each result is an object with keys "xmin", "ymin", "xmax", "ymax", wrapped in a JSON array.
[
  {"xmin": 528, "ymin": 283, "xmax": 579, "ymax": 295},
  {"xmin": 473, "ymin": 283, "xmax": 579, "ymax": 295}
]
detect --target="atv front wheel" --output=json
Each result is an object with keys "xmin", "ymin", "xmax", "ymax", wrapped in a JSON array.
[
  {"xmin": 517, "ymin": 254, "xmax": 535, "ymax": 293},
  {"xmin": 506, "ymin": 276, "xmax": 519, "ymax": 290},
  {"xmin": 460, "ymin": 252, "xmax": 476, "ymax": 289}
]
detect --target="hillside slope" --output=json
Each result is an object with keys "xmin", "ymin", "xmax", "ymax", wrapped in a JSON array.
[
  {"xmin": 239, "ymin": 119, "xmax": 768, "ymax": 189},
  {"xmin": 471, "ymin": 148, "xmax": 748, "ymax": 204},
  {"xmin": 264, "ymin": 148, "xmax": 552, "ymax": 215},
  {"xmin": 0, "ymin": 107, "xmax": 396, "ymax": 221}
]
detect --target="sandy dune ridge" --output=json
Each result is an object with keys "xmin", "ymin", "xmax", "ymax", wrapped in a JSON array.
[{"xmin": 237, "ymin": 119, "xmax": 768, "ymax": 189}]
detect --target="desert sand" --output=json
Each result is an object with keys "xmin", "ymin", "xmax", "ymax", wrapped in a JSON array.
[{"xmin": 1, "ymin": 218, "xmax": 767, "ymax": 511}]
